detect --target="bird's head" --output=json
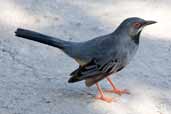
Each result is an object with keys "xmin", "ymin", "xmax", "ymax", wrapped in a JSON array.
[{"xmin": 117, "ymin": 17, "xmax": 157, "ymax": 43}]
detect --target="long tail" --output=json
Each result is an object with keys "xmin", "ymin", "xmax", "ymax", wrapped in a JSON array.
[{"xmin": 15, "ymin": 28, "xmax": 68, "ymax": 49}]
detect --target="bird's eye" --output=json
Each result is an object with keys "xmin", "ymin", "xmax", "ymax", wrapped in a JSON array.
[{"xmin": 133, "ymin": 22, "xmax": 142, "ymax": 28}]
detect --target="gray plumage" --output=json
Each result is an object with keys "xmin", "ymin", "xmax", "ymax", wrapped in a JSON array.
[{"xmin": 15, "ymin": 17, "xmax": 156, "ymax": 87}]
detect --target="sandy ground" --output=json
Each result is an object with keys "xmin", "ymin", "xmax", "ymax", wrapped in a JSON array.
[{"xmin": 0, "ymin": 0, "xmax": 171, "ymax": 114}]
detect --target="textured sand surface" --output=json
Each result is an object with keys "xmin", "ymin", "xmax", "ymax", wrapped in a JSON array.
[{"xmin": 0, "ymin": 0, "xmax": 171, "ymax": 114}]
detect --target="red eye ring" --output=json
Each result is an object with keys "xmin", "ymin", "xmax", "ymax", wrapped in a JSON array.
[{"xmin": 133, "ymin": 22, "xmax": 142, "ymax": 28}]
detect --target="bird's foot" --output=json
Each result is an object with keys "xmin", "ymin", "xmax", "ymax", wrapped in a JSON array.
[
  {"xmin": 105, "ymin": 89, "xmax": 130, "ymax": 96},
  {"xmin": 95, "ymin": 95, "xmax": 113, "ymax": 103}
]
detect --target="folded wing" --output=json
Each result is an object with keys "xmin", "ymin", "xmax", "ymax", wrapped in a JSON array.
[{"xmin": 68, "ymin": 58, "xmax": 123, "ymax": 87}]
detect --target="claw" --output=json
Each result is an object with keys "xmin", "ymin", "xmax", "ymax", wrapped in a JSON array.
[
  {"xmin": 95, "ymin": 95, "xmax": 113, "ymax": 103},
  {"xmin": 105, "ymin": 89, "xmax": 130, "ymax": 96},
  {"xmin": 106, "ymin": 77, "xmax": 130, "ymax": 96},
  {"xmin": 95, "ymin": 82, "xmax": 114, "ymax": 103}
]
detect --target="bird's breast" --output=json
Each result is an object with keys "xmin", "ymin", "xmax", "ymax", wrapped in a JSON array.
[{"xmin": 125, "ymin": 41, "xmax": 139, "ymax": 64}]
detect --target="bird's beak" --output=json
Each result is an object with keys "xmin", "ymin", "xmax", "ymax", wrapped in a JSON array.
[{"xmin": 143, "ymin": 20, "xmax": 157, "ymax": 26}]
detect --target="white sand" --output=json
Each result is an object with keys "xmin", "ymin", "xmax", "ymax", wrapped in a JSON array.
[{"xmin": 0, "ymin": 0, "xmax": 170, "ymax": 114}]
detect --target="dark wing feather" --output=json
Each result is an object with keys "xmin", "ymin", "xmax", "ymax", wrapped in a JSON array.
[
  {"xmin": 68, "ymin": 59, "xmax": 102, "ymax": 83},
  {"xmin": 68, "ymin": 58, "xmax": 122, "ymax": 86}
]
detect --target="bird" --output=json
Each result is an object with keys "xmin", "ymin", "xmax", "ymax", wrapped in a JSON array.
[{"xmin": 15, "ymin": 17, "xmax": 156, "ymax": 102}]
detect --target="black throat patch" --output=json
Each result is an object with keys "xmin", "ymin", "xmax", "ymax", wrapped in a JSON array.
[{"xmin": 131, "ymin": 31, "xmax": 141, "ymax": 45}]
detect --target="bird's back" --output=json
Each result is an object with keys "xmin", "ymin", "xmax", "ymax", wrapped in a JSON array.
[
  {"xmin": 69, "ymin": 32, "xmax": 138, "ymax": 67},
  {"xmin": 68, "ymin": 32, "xmax": 139, "ymax": 86}
]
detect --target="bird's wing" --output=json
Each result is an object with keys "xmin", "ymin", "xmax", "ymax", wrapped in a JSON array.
[
  {"xmin": 68, "ymin": 57, "xmax": 123, "ymax": 85},
  {"xmin": 80, "ymin": 58, "xmax": 120, "ymax": 78},
  {"xmin": 68, "ymin": 34, "xmax": 125, "ymax": 86}
]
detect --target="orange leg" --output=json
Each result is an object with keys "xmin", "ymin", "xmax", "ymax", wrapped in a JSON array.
[
  {"xmin": 105, "ymin": 77, "xmax": 130, "ymax": 96},
  {"xmin": 95, "ymin": 83, "xmax": 113, "ymax": 103}
]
